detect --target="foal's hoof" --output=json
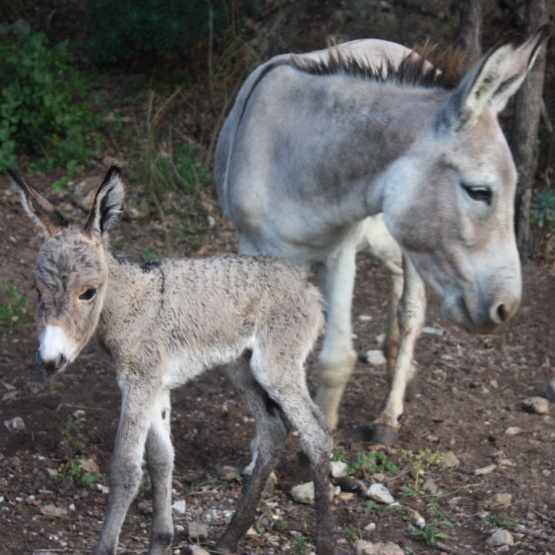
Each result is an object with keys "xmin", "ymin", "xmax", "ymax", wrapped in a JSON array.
[
  {"xmin": 369, "ymin": 424, "xmax": 399, "ymax": 445},
  {"xmin": 211, "ymin": 542, "xmax": 235, "ymax": 554}
]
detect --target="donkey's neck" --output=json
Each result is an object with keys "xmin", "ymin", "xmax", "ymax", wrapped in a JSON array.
[
  {"xmin": 97, "ymin": 252, "xmax": 165, "ymax": 357},
  {"xmin": 298, "ymin": 82, "xmax": 448, "ymax": 224}
]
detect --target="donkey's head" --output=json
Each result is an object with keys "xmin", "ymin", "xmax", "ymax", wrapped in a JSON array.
[
  {"xmin": 8, "ymin": 166, "xmax": 124, "ymax": 375},
  {"xmin": 382, "ymin": 26, "xmax": 550, "ymax": 333}
]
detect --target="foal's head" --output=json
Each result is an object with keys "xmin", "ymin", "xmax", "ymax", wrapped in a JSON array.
[{"xmin": 9, "ymin": 166, "xmax": 124, "ymax": 375}]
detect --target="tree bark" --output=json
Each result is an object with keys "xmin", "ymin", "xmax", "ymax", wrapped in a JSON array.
[
  {"xmin": 509, "ymin": 0, "xmax": 548, "ymax": 257},
  {"xmin": 456, "ymin": 0, "xmax": 482, "ymax": 69}
]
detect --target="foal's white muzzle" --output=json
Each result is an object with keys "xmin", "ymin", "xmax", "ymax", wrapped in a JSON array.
[{"xmin": 37, "ymin": 325, "xmax": 75, "ymax": 375}]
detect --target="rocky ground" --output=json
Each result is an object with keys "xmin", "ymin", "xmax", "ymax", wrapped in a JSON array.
[{"xmin": 1, "ymin": 1, "xmax": 555, "ymax": 554}]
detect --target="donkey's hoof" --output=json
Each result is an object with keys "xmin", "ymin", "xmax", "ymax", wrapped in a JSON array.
[{"xmin": 370, "ymin": 424, "xmax": 399, "ymax": 445}]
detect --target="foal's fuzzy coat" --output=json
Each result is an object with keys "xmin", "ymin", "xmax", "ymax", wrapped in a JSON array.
[{"xmin": 9, "ymin": 166, "xmax": 336, "ymax": 555}]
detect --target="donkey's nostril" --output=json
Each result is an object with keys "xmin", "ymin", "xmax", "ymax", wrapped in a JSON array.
[
  {"xmin": 489, "ymin": 301, "xmax": 514, "ymax": 326},
  {"xmin": 36, "ymin": 352, "xmax": 67, "ymax": 375},
  {"xmin": 497, "ymin": 303, "xmax": 508, "ymax": 323}
]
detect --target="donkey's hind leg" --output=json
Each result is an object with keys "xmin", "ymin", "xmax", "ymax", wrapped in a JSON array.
[
  {"xmin": 215, "ymin": 357, "xmax": 290, "ymax": 554},
  {"xmin": 145, "ymin": 388, "xmax": 174, "ymax": 555},
  {"xmin": 371, "ymin": 256, "xmax": 425, "ymax": 444}
]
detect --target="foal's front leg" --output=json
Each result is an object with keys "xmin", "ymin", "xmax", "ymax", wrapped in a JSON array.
[
  {"xmin": 145, "ymin": 389, "xmax": 174, "ymax": 555},
  {"xmin": 94, "ymin": 384, "xmax": 154, "ymax": 555}
]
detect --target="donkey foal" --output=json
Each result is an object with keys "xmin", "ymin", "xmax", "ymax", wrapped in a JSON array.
[{"xmin": 9, "ymin": 166, "xmax": 335, "ymax": 555}]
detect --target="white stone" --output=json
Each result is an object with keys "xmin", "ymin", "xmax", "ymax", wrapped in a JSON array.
[
  {"xmin": 291, "ymin": 481, "xmax": 316, "ymax": 504},
  {"xmin": 364, "ymin": 522, "xmax": 376, "ymax": 532},
  {"xmin": 330, "ymin": 461, "xmax": 348, "ymax": 478},
  {"xmin": 291, "ymin": 481, "xmax": 334, "ymax": 504},
  {"xmin": 487, "ymin": 529, "xmax": 514, "ymax": 547},
  {"xmin": 3, "ymin": 416, "xmax": 25, "ymax": 432},
  {"xmin": 40, "ymin": 504, "xmax": 68, "ymax": 517},
  {"xmin": 355, "ymin": 540, "xmax": 405, "ymax": 555},
  {"xmin": 365, "ymin": 483, "xmax": 395, "ymax": 505},
  {"xmin": 362, "ymin": 349, "xmax": 387, "ymax": 366},
  {"xmin": 488, "ymin": 493, "xmax": 512, "ymax": 508},
  {"xmin": 521, "ymin": 396, "xmax": 550, "ymax": 415},
  {"xmin": 475, "ymin": 463, "xmax": 497, "ymax": 475},
  {"xmin": 188, "ymin": 522, "xmax": 208, "ymax": 540},
  {"xmin": 79, "ymin": 458, "xmax": 99, "ymax": 474},
  {"xmin": 96, "ymin": 484, "xmax": 110, "ymax": 494},
  {"xmin": 422, "ymin": 477, "xmax": 438, "ymax": 495},
  {"xmin": 443, "ymin": 451, "xmax": 460, "ymax": 468},
  {"xmin": 504, "ymin": 426, "xmax": 522, "ymax": 436},
  {"xmin": 422, "ymin": 326, "xmax": 444, "ymax": 336},
  {"xmin": 172, "ymin": 499, "xmax": 186, "ymax": 513}
]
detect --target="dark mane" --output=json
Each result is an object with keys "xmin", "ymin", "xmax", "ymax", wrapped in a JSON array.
[{"xmin": 292, "ymin": 40, "xmax": 466, "ymax": 90}]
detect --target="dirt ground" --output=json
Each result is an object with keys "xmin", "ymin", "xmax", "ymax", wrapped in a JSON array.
[
  {"xmin": 0, "ymin": 169, "xmax": 554, "ymax": 555},
  {"xmin": 1, "ymin": 0, "xmax": 555, "ymax": 551}
]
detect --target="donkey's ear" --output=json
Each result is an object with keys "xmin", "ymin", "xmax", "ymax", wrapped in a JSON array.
[
  {"xmin": 7, "ymin": 167, "xmax": 69, "ymax": 236},
  {"xmin": 489, "ymin": 25, "xmax": 551, "ymax": 113},
  {"xmin": 434, "ymin": 35, "xmax": 520, "ymax": 134},
  {"xmin": 83, "ymin": 166, "xmax": 125, "ymax": 237}
]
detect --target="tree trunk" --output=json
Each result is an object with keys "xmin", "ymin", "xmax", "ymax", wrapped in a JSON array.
[
  {"xmin": 456, "ymin": 0, "xmax": 482, "ymax": 69},
  {"xmin": 509, "ymin": 0, "xmax": 548, "ymax": 257}
]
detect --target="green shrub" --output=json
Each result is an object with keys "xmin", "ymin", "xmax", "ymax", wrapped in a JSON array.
[
  {"xmin": 531, "ymin": 189, "xmax": 555, "ymax": 233},
  {"xmin": 87, "ymin": 0, "xmax": 230, "ymax": 64},
  {"xmin": 0, "ymin": 280, "xmax": 33, "ymax": 328},
  {"xmin": 0, "ymin": 31, "xmax": 99, "ymax": 171}
]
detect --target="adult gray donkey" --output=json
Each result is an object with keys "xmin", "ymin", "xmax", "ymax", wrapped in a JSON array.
[{"xmin": 215, "ymin": 27, "xmax": 550, "ymax": 443}]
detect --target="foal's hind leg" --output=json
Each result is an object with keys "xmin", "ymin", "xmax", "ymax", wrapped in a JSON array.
[
  {"xmin": 215, "ymin": 358, "xmax": 290, "ymax": 554},
  {"xmin": 251, "ymin": 352, "xmax": 336, "ymax": 555},
  {"xmin": 263, "ymin": 378, "xmax": 336, "ymax": 554}
]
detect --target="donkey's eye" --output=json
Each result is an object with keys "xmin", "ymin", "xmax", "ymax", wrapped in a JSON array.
[
  {"xmin": 79, "ymin": 288, "xmax": 97, "ymax": 301},
  {"xmin": 464, "ymin": 185, "xmax": 492, "ymax": 205}
]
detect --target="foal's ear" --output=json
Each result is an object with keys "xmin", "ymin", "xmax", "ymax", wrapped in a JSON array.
[
  {"xmin": 83, "ymin": 166, "xmax": 125, "ymax": 237},
  {"xmin": 6, "ymin": 167, "xmax": 69, "ymax": 236}
]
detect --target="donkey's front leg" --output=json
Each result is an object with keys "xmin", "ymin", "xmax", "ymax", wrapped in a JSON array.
[
  {"xmin": 145, "ymin": 388, "xmax": 174, "ymax": 555},
  {"xmin": 94, "ymin": 385, "xmax": 154, "ymax": 555}
]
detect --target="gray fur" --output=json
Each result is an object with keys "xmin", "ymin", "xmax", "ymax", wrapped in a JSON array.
[
  {"xmin": 13, "ymin": 168, "xmax": 335, "ymax": 555},
  {"xmin": 215, "ymin": 29, "xmax": 549, "ymax": 438}
]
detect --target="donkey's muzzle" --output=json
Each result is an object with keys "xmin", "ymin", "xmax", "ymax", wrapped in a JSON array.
[
  {"xmin": 444, "ymin": 293, "xmax": 520, "ymax": 334},
  {"xmin": 36, "ymin": 351, "xmax": 68, "ymax": 375}
]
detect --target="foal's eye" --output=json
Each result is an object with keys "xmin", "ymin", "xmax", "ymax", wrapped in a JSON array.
[
  {"xmin": 79, "ymin": 288, "xmax": 97, "ymax": 301},
  {"xmin": 463, "ymin": 185, "xmax": 492, "ymax": 205}
]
